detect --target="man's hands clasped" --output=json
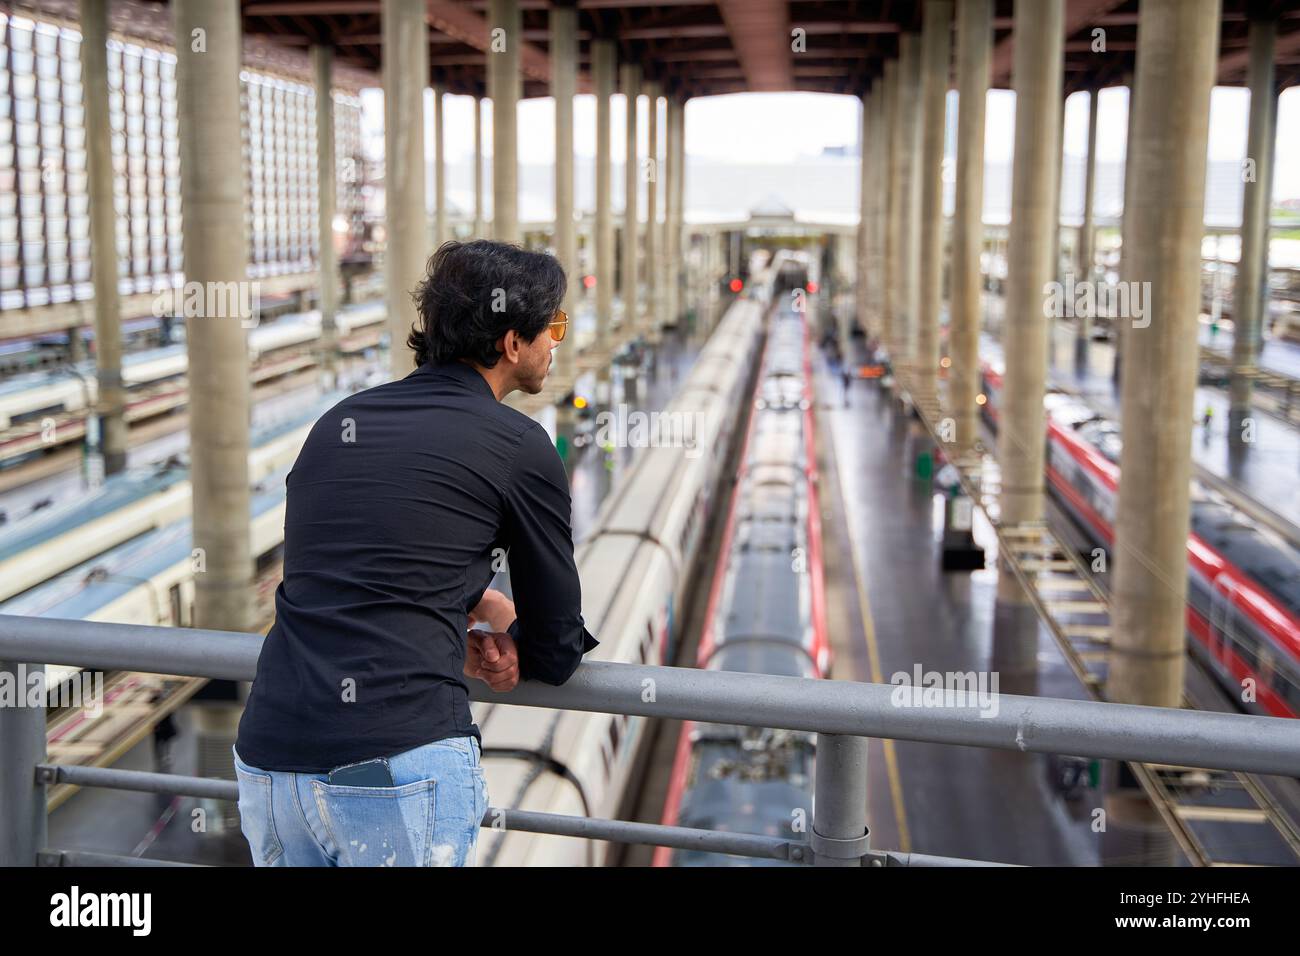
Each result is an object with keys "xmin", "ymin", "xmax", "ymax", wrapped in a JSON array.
[{"xmin": 465, "ymin": 590, "xmax": 521, "ymax": 692}]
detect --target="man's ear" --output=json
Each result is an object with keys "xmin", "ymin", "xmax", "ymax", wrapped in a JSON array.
[{"xmin": 497, "ymin": 331, "xmax": 517, "ymax": 364}]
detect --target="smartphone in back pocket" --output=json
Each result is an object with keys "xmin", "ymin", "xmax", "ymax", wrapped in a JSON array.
[{"xmin": 327, "ymin": 757, "xmax": 395, "ymax": 788}]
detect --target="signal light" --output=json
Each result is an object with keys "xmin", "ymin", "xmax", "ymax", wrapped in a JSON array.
[
  {"xmin": 729, "ymin": 278, "xmax": 743, "ymax": 293},
  {"xmin": 583, "ymin": 274, "xmax": 596, "ymax": 289},
  {"xmin": 573, "ymin": 395, "xmax": 589, "ymax": 410},
  {"xmin": 806, "ymin": 281, "xmax": 819, "ymax": 294}
]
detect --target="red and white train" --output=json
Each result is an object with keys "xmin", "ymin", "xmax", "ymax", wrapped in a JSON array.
[
  {"xmin": 980, "ymin": 359, "xmax": 1300, "ymax": 719},
  {"xmin": 655, "ymin": 273, "xmax": 830, "ymax": 865}
]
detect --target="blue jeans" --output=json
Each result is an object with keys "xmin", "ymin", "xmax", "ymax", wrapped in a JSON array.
[{"xmin": 233, "ymin": 737, "xmax": 488, "ymax": 867}]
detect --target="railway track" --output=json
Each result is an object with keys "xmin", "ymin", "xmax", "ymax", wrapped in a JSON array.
[{"xmin": 45, "ymin": 671, "xmax": 208, "ymax": 812}]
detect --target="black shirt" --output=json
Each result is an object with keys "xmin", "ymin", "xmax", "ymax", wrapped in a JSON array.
[{"xmin": 235, "ymin": 360, "xmax": 598, "ymax": 773}]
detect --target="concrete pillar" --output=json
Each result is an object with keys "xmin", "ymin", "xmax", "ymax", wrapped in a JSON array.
[
  {"xmin": 895, "ymin": 35, "xmax": 922, "ymax": 373},
  {"xmin": 433, "ymin": 84, "xmax": 446, "ymax": 247},
  {"xmin": 664, "ymin": 95, "xmax": 677, "ymax": 333},
  {"xmin": 1229, "ymin": 16, "xmax": 1277, "ymax": 437},
  {"xmin": 874, "ymin": 87, "xmax": 890, "ymax": 342},
  {"xmin": 860, "ymin": 89, "xmax": 877, "ymax": 345},
  {"xmin": 79, "ymin": 0, "xmax": 127, "ymax": 475},
  {"xmin": 856, "ymin": 88, "xmax": 871, "ymax": 348},
  {"xmin": 383, "ymin": 0, "xmax": 428, "ymax": 377},
  {"xmin": 1114, "ymin": 72, "xmax": 1139, "ymax": 385},
  {"xmin": 882, "ymin": 60, "xmax": 900, "ymax": 359},
  {"xmin": 551, "ymin": 2, "xmax": 576, "ymax": 387},
  {"xmin": 1050, "ymin": 95, "xmax": 1066, "ymax": 286},
  {"xmin": 1076, "ymin": 87, "xmax": 1100, "ymax": 359},
  {"xmin": 916, "ymin": 1, "xmax": 953, "ymax": 404},
  {"xmin": 950, "ymin": 0, "xmax": 992, "ymax": 453},
  {"xmin": 621, "ymin": 62, "xmax": 641, "ymax": 340},
  {"xmin": 473, "ymin": 95, "xmax": 484, "ymax": 237},
  {"xmin": 488, "ymin": 0, "xmax": 521, "ymax": 242},
  {"xmin": 313, "ymin": 45, "xmax": 339, "ymax": 387},
  {"xmin": 593, "ymin": 41, "xmax": 616, "ymax": 349},
  {"xmin": 1078, "ymin": 89, "xmax": 1100, "ymax": 283},
  {"xmin": 644, "ymin": 81, "xmax": 660, "ymax": 340},
  {"xmin": 68, "ymin": 327, "xmax": 87, "ymax": 364},
  {"xmin": 995, "ymin": 0, "xmax": 1063, "ymax": 604},
  {"xmin": 173, "ymin": 0, "xmax": 252, "ymax": 633},
  {"xmin": 1111, "ymin": 0, "xmax": 1220, "ymax": 709},
  {"xmin": 666, "ymin": 96, "xmax": 684, "ymax": 328}
]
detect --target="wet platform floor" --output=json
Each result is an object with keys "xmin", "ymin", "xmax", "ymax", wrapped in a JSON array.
[{"xmin": 815, "ymin": 340, "xmax": 1104, "ymax": 866}]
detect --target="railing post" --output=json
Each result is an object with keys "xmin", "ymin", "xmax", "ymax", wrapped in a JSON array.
[
  {"xmin": 0, "ymin": 661, "xmax": 48, "ymax": 866},
  {"xmin": 811, "ymin": 732, "xmax": 871, "ymax": 866}
]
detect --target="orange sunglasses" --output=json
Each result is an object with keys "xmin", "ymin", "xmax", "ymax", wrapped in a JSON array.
[{"xmin": 548, "ymin": 310, "xmax": 569, "ymax": 344}]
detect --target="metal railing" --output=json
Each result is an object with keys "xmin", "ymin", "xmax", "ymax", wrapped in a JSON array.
[{"xmin": 4, "ymin": 614, "xmax": 1300, "ymax": 868}]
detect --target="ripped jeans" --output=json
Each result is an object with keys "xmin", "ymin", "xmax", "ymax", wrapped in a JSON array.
[{"xmin": 233, "ymin": 737, "xmax": 488, "ymax": 867}]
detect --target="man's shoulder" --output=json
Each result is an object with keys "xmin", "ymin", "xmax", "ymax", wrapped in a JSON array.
[{"xmin": 491, "ymin": 400, "xmax": 547, "ymax": 441}]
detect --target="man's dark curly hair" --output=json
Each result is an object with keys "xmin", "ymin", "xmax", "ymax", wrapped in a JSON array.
[{"xmin": 407, "ymin": 239, "xmax": 567, "ymax": 369}]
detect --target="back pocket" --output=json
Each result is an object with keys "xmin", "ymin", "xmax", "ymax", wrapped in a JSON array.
[
  {"xmin": 234, "ymin": 764, "xmax": 284, "ymax": 866},
  {"xmin": 310, "ymin": 779, "xmax": 436, "ymax": 867}
]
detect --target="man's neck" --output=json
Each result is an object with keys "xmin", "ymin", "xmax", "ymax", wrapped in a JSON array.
[{"xmin": 463, "ymin": 359, "xmax": 512, "ymax": 402}]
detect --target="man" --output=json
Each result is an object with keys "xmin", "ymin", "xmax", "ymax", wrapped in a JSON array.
[{"xmin": 234, "ymin": 240, "xmax": 598, "ymax": 867}]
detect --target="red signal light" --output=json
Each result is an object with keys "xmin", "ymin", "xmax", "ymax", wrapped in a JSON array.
[{"xmin": 729, "ymin": 278, "xmax": 743, "ymax": 293}]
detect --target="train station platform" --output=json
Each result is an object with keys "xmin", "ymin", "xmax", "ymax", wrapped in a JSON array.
[{"xmin": 814, "ymin": 339, "xmax": 1101, "ymax": 866}]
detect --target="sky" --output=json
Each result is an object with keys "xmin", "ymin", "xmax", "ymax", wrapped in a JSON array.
[{"xmin": 360, "ymin": 85, "xmax": 1300, "ymax": 202}]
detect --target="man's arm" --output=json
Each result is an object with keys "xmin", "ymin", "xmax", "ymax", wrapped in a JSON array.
[{"xmin": 501, "ymin": 422, "xmax": 598, "ymax": 684}]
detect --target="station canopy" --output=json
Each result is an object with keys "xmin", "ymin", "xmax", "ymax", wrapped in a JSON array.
[{"xmin": 33, "ymin": 0, "xmax": 1300, "ymax": 96}]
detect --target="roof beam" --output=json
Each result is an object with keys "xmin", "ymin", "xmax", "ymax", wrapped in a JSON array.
[
  {"xmin": 425, "ymin": 0, "xmax": 552, "ymax": 83},
  {"xmin": 1219, "ymin": 20, "xmax": 1300, "ymax": 83},
  {"xmin": 717, "ymin": 0, "xmax": 792, "ymax": 92},
  {"xmin": 245, "ymin": 2, "xmax": 380, "ymax": 14}
]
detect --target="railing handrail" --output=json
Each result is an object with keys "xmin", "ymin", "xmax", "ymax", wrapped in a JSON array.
[{"xmin": 3, "ymin": 614, "xmax": 1300, "ymax": 777}]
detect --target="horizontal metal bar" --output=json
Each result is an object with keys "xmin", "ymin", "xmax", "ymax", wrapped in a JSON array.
[
  {"xmin": 35, "ymin": 761, "xmax": 1008, "ymax": 867},
  {"xmin": 880, "ymin": 851, "xmax": 1016, "ymax": 867},
  {"xmin": 497, "ymin": 808, "xmax": 802, "ymax": 862},
  {"xmin": 38, "ymin": 850, "xmax": 203, "ymax": 867},
  {"xmin": 0, "ymin": 616, "xmax": 262, "ymax": 683},
  {"xmin": 4, "ymin": 615, "xmax": 1300, "ymax": 776},
  {"xmin": 38, "ymin": 764, "xmax": 240, "ymax": 802},
  {"xmin": 31, "ymin": 764, "xmax": 803, "ymax": 863}
]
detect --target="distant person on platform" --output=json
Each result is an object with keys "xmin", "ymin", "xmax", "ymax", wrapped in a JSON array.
[{"xmin": 234, "ymin": 240, "xmax": 598, "ymax": 867}]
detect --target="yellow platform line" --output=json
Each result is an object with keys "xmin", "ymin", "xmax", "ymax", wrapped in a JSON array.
[
  {"xmin": 816, "ymin": 359, "xmax": 911, "ymax": 851},
  {"xmin": 846, "ymin": 529, "xmax": 913, "ymax": 853}
]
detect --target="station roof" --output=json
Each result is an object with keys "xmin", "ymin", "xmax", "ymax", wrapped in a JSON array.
[
  {"xmin": 236, "ymin": 0, "xmax": 1300, "ymax": 97},
  {"xmin": 21, "ymin": 0, "xmax": 1300, "ymax": 97}
]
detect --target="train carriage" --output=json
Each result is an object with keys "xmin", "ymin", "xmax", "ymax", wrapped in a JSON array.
[
  {"xmin": 979, "ymin": 361, "xmax": 1300, "ymax": 718},
  {"xmin": 657, "ymin": 256, "xmax": 829, "ymax": 865}
]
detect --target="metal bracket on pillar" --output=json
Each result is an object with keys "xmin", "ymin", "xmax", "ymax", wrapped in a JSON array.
[{"xmin": 810, "ymin": 825, "xmax": 872, "ymax": 864}]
